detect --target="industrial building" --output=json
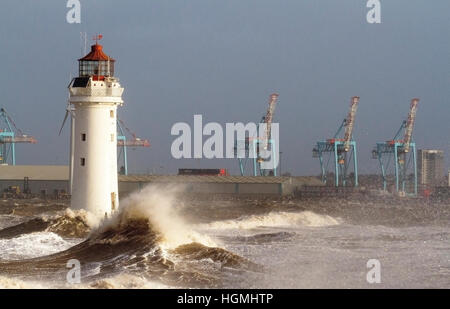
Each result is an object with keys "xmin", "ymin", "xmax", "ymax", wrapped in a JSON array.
[
  {"xmin": 0, "ymin": 165, "xmax": 322, "ymax": 198},
  {"xmin": 0, "ymin": 165, "xmax": 69, "ymax": 195},
  {"xmin": 417, "ymin": 149, "xmax": 445, "ymax": 186},
  {"xmin": 118, "ymin": 174, "xmax": 322, "ymax": 197}
]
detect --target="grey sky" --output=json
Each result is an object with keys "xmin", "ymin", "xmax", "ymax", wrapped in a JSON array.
[{"xmin": 0, "ymin": 0, "xmax": 448, "ymax": 175}]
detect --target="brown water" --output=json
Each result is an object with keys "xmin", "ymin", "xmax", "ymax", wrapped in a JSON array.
[{"xmin": 0, "ymin": 188, "xmax": 448, "ymax": 289}]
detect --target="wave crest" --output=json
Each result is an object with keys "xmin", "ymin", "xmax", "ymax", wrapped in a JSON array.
[
  {"xmin": 0, "ymin": 209, "xmax": 90, "ymax": 240},
  {"xmin": 0, "ymin": 185, "xmax": 254, "ymax": 288},
  {"xmin": 199, "ymin": 211, "xmax": 341, "ymax": 230},
  {"xmin": 102, "ymin": 185, "xmax": 217, "ymax": 249}
]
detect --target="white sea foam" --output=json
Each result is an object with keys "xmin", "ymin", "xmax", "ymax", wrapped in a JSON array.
[
  {"xmin": 101, "ymin": 185, "xmax": 218, "ymax": 250},
  {"xmin": 198, "ymin": 211, "xmax": 341, "ymax": 230},
  {"xmin": 0, "ymin": 276, "xmax": 46, "ymax": 289},
  {"xmin": 0, "ymin": 232, "xmax": 81, "ymax": 260},
  {"xmin": 0, "ymin": 215, "xmax": 24, "ymax": 230},
  {"xmin": 0, "ymin": 274, "xmax": 171, "ymax": 289},
  {"xmin": 81, "ymin": 273, "xmax": 173, "ymax": 289}
]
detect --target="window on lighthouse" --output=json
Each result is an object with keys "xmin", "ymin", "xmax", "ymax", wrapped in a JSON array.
[
  {"xmin": 81, "ymin": 133, "xmax": 86, "ymax": 141},
  {"xmin": 81, "ymin": 158, "xmax": 86, "ymax": 166},
  {"xmin": 79, "ymin": 60, "xmax": 114, "ymax": 77}
]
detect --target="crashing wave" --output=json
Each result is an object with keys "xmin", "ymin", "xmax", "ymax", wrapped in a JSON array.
[
  {"xmin": 0, "ymin": 209, "xmax": 90, "ymax": 240},
  {"xmin": 198, "ymin": 211, "xmax": 341, "ymax": 230},
  {"xmin": 0, "ymin": 185, "xmax": 258, "ymax": 288},
  {"xmin": 0, "ymin": 232, "xmax": 81, "ymax": 260}
]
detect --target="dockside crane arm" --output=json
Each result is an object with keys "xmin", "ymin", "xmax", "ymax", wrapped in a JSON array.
[
  {"xmin": 0, "ymin": 108, "xmax": 37, "ymax": 144},
  {"xmin": 343, "ymin": 96, "xmax": 360, "ymax": 151},
  {"xmin": 261, "ymin": 93, "xmax": 279, "ymax": 150},
  {"xmin": 402, "ymin": 98, "xmax": 419, "ymax": 152},
  {"xmin": 117, "ymin": 119, "xmax": 150, "ymax": 147}
]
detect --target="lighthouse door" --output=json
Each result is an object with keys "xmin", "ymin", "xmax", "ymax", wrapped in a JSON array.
[{"xmin": 111, "ymin": 192, "xmax": 116, "ymax": 211}]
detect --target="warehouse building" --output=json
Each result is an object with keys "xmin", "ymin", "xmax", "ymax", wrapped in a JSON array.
[
  {"xmin": 0, "ymin": 165, "xmax": 322, "ymax": 198},
  {"xmin": 0, "ymin": 165, "xmax": 69, "ymax": 195},
  {"xmin": 118, "ymin": 175, "xmax": 322, "ymax": 197}
]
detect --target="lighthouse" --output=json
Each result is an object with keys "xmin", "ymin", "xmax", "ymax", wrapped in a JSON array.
[{"xmin": 68, "ymin": 35, "xmax": 124, "ymax": 220}]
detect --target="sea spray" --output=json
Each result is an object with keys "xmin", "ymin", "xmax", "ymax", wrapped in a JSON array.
[
  {"xmin": 0, "ymin": 186, "xmax": 258, "ymax": 287},
  {"xmin": 99, "ymin": 185, "xmax": 218, "ymax": 250},
  {"xmin": 45, "ymin": 208, "xmax": 91, "ymax": 237},
  {"xmin": 61, "ymin": 208, "xmax": 99, "ymax": 230}
]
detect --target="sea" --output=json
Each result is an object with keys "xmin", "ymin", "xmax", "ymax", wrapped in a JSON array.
[{"xmin": 0, "ymin": 185, "xmax": 448, "ymax": 289}]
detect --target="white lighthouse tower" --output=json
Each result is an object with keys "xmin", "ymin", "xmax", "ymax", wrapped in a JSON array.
[{"xmin": 68, "ymin": 35, "xmax": 124, "ymax": 220}]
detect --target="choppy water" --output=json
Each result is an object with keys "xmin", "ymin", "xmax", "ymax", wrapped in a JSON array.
[{"xmin": 0, "ymin": 187, "xmax": 448, "ymax": 288}]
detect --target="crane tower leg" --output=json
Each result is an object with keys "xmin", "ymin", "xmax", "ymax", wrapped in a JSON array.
[
  {"xmin": 394, "ymin": 145, "xmax": 400, "ymax": 193},
  {"xmin": 238, "ymin": 158, "xmax": 245, "ymax": 176},
  {"xmin": 123, "ymin": 145, "xmax": 128, "ymax": 176},
  {"xmin": 12, "ymin": 142, "xmax": 15, "ymax": 165},
  {"xmin": 334, "ymin": 143, "xmax": 339, "ymax": 187},
  {"xmin": 271, "ymin": 140, "xmax": 277, "ymax": 176},
  {"xmin": 252, "ymin": 140, "xmax": 257, "ymax": 177},
  {"xmin": 412, "ymin": 144, "xmax": 418, "ymax": 196},
  {"xmin": 353, "ymin": 143, "xmax": 358, "ymax": 187},
  {"xmin": 319, "ymin": 151, "xmax": 326, "ymax": 184}
]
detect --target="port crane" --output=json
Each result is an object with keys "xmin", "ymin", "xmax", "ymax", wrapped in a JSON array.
[
  {"xmin": 372, "ymin": 98, "xmax": 419, "ymax": 196},
  {"xmin": 235, "ymin": 93, "xmax": 279, "ymax": 176},
  {"xmin": 117, "ymin": 119, "xmax": 150, "ymax": 175},
  {"xmin": 0, "ymin": 108, "xmax": 37, "ymax": 165},
  {"xmin": 313, "ymin": 96, "xmax": 360, "ymax": 187}
]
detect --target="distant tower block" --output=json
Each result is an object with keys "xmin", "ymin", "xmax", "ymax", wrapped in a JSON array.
[{"xmin": 68, "ymin": 35, "xmax": 124, "ymax": 219}]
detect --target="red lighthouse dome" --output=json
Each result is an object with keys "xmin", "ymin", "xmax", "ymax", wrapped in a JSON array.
[{"xmin": 78, "ymin": 36, "xmax": 115, "ymax": 79}]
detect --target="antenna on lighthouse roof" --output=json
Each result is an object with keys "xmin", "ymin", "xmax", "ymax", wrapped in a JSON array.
[
  {"xmin": 80, "ymin": 32, "xmax": 87, "ymax": 56},
  {"xmin": 84, "ymin": 32, "xmax": 87, "ymax": 55}
]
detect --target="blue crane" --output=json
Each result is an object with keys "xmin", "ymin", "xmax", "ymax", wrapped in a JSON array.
[
  {"xmin": 0, "ymin": 108, "xmax": 37, "ymax": 165},
  {"xmin": 235, "ymin": 93, "xmax": 279, "ymax": 176},
  {"xmin": 372, "ymin": 98, "xmax": 419, "ymax": 196},
  {"xmin": 117, "ymin": 119, "xmax": 150, "ymax": 175},
  {"xmin": 312, "ymin": 96, "xmax": 360, "ymax": 187}
]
